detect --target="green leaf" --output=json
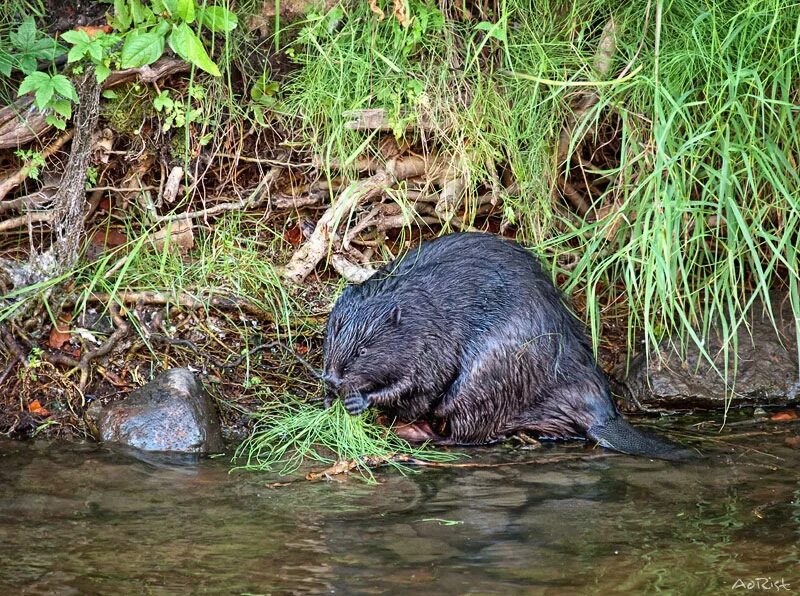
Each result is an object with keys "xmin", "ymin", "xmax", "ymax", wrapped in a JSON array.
[
  {"xmin": 162, "ymin": 0, "xmax": 178, "ymax": 16},
  {"xmin": 200, "ymin": 6, "xmax": 238, "ymax": 33},
  {"xmin": 18, "ymin": 55, "xmax": 37, "ymax": 75},
  {"xmin": 50, "ymin": 98, "xmax": 72, "ymax": 119},
  {"xmin": 67, "ymin": 44, "xmax": 88, "ymax": 63},
  {"xmin": 130, "ymin": 0, "xmax": 154, "ymax": 24},
  {"xmin": 114, "ymin": 0, "xmax": 133, "ymax": 30},
  {"xmin": 51, "ymin": 74, "xmax": 78, "ymax": 101},
  {"xmin": 151, "ymin": 0, "xmax": 167, "ymax": 13},
  {"xmin": 87, "ymin": 40, "xmax": 104, "ymax": 62},
  {"xmin": 175, "ymin": 0, "xmax": 195, "ymax": 23},
  {"xmin": 95, "ymin": 62, "xmax": 111, "ymax": 83},
  {"xmin": 17, "ymin": 71, "xmax": 49, "ymax": 96},
  {"xmin": 168, "ymin": 23, "xmax": 220, "ymax": 76},
  {"xmin": 34, "ymin": 79, "xmax": 55, "ymax": 109},
  {"xmin": 60, "ymin": 29, "xmax": 91, "ymax": 45},
  {"xmin": 46, "ymin": 114, "xmax": 67, "ymax": 130},
  {"xmin": 101, "ymin": 89, "xmax": 118, "ymax": 99},
  {"xmin": 0, "ymin": 50, "xmax": 13, "ymax": 77},
  {"xmin": 120, "ymin": 31, "xmax": 165, "ymax": 68},
  {"xmin": 30, "ymin": 38, "xmax": 65, "ymax": 61},
  {"xmin": 11, "ymin": 17, "xmax": 37, "ymax": 49},
  {"xmin": 155, "ymin": 19, "xmax": 171, "ymax": 37},
  {"xmin": 153, "ymin": 90, "xmax": 173, "ymax": 111}
]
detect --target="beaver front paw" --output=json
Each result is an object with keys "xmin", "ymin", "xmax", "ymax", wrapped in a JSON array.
[{"xmin": 344, "ymin": 392, "xmax": 371, "ymax": 415}]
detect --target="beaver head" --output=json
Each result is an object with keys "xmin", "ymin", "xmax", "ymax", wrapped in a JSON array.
[{"xmin": 322, "ymin": 293, "xmax": 403, "ymax": 397}]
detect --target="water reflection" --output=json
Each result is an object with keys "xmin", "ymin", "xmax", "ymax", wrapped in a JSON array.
[{"xmin": 0, "ymin": 430, "xmax": 797, "ymax": 594}]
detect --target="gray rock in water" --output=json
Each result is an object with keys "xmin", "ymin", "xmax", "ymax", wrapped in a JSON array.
[
  {"xmin": 90, "ymin": 368, "xmax": 224, "ymax": 453},
  {"xmin": 623, "ymin": 299, "xmax": 800, "ymax": 409}
]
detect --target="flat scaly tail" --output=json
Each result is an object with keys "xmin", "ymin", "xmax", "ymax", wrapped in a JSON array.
[{"xmin": 587, "ymin": 415, "xmax": 696, "ymax": 461}]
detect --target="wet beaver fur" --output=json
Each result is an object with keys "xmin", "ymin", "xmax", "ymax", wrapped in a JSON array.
[{"xmin": 323, "ymin": 232, "xmax": 690, "ymax": 460}]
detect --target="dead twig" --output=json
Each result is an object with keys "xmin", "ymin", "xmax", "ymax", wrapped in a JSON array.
[
  {"xmin": 155, "ymin": 166, "xmax": 281, "ymax": 223},
  {"xmin": 66, "ymin": 290, "xmax": 266, "ymax": 317}
]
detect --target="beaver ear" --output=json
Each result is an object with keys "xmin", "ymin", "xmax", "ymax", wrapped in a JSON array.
[{"xmin": 389, "ymin": 304, "xmax": 401, "ymax": 326}]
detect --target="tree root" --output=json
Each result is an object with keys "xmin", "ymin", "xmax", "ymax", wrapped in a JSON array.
[{"xmin": 42, "ymin": 303, "xmax": 129, "ymax": 392}]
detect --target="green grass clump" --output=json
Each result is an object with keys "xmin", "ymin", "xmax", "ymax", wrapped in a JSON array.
[{"xmin": 233, "ymin": 398, "xmax": 459, "ymax": 481}]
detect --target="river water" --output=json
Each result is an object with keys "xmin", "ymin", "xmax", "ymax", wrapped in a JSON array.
[{"xmin": 0, "ymin": 421, "xmax": 798, "ymax": 595}]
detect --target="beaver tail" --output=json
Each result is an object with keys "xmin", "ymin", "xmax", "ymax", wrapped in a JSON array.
[{"xmin": 586, "ymin": 415, "xmax": 696, "ymax": 461}]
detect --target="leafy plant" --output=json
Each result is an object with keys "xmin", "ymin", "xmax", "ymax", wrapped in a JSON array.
[
  {"xmin": 0, "ymin": 16, "xmax": 65, "ymax": 77},
  {"xmin": 109, "ymin": 0, "xmax": 239, "ymax": 76},
  {"xmin": 16, "ymin": 71, "xmax": 77, "ymax": 129},
  {"xmin": 152, "ymin": 85, "xmax": 204, "ymax": 131},
  {"xmin": 14, "ymin": 149, "xmax": 45, "ymax": 179}
]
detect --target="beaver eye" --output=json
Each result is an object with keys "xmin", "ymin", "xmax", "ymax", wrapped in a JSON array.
[{"xmin": 359, "ymin": 347, "xmax": 368, "ymax": 357}]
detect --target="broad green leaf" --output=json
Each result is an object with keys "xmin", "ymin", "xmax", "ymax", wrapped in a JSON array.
[
  {"xmin": 46, "ymin": 114, "xmax": 67, "ymax": 130},
  {"xmin": 50, "ymin": 98, "xmax": 72, "ymax": 119},
  {"xmin": 11, "ymin": 17, "xmax": 37, "ymax": 49},
  {"xmin": 60, "ymin": 29, "xmax": 91, "ymax": 45},
  {"xmin": 87, "ymin": 40, "xmax": 104, "ymax": 62},
  {"xmin": 114, "ymin": 0, "xmax": 133, "ymax": 30},
  {"xmin": 51, "ymin": 74, "xmax": 78, "ymax": 101},
  {"xmin": 151, "ymin": 0, "xmax": 167, "ymax": 13},
  {"xmin": 34, "ymin": 78, "xmax": 54, "ymax": 109},
  {"xmin": 120, "ymin": 31, "xmax": 165, "ymax": 68},
  {"xmin": 155, "ymin": 20, "xmax": 171, "ymax": 36},
  {"xmin": 17, "ymin": 71, "xmax": 49, "ymax": 96},
  {"xmin": 168, "ymin": 23, "xmax": 220, "ymax": 76},
  {"xmin": 162, "ymin": 0, "xmax": 178, "ymax": 16},
  {"xmin": 130, "ymin": 0, "xmax": 154, "ymax": 24},
  {"xmin": 200, "ymin": 6, "xmax": 238, "ymax": 33},
  {"xmin": 30, "ymin": 38, "xmax": 65, "ymax": 60},
  {"xmin": 176, "ymin": 0, "xmax": 195, "ymax": 23},
  {"xmin": 67, "ymin": 44, "xmax": 88, "ymax": 63},
  {"xmin": 95, "ymin": 62, "xmax": 111, "ymax": 83},
  {"xmin": 101, "ymin": 89, "xmax": 118, "ymax": 99},
  {"xmin": 18, "ymin": 55, "xmax": 37, "ymax": 75}
]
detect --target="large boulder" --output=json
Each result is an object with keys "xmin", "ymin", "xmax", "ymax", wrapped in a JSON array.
[
  {"xmin": 623, "ymin": 298, "xmax": 800, "ymax": 409},
  {"xmin": 89, "ymin": 368, "xmax": 224, "ymax": 453}
]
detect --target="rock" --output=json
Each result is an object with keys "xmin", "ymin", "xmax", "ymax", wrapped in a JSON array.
[
  {"xmin": 89, "ymin": 368, "xmax": 224, "ymax": 453},
  {"xmin": 623, "ymin": 298, "xmax": 800, "ymax": 409}
]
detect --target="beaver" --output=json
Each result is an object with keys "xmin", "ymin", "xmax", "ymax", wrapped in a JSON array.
[{"xmin": 323, "ymin": 232, "xmax": 691, "ymax": 460}]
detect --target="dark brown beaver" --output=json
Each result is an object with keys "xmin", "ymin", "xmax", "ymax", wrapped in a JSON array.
[{"xmin": 323, "ymin": 232, "xmax": 691, "ymax": 460}]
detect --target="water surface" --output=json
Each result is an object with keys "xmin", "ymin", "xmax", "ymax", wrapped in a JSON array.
[{"xmin": 0, "ymin": 421, "xmax": 798, "ymax": 594}]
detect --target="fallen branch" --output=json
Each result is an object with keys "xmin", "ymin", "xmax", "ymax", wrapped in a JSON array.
[
  {"xmin": 155, "ymin": 166, "xmax": 281, "ymax": 223},
  {"xmin": 342, "ymin": 108, "xmax": 435, "ymax": 131},
  {"xmin": 281, "ymin": 168, "xmax": 396, "ymax": 283},
  {"xmin": 67, "ymin": 290, "xmax": 266, "ymax": 317},
  {"xmin": 101, "ymin": 58, "xmax": 191, "ymax": 88},
  {"xmin": 0, "ymin": 211, "xmax": 54, "ymax": 232}
]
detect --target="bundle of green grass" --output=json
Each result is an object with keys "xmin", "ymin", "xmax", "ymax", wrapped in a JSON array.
[{"xmin": 234, "ymin": 398, "xmax": 458, "ymax": 480}]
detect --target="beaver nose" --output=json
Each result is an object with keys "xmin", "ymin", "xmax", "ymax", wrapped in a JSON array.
[{"xmin": 322, "ymin": 372, "xmax": 342, "ymax": 388}]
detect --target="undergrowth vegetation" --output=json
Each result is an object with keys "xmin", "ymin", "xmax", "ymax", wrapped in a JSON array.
[
  {"xmin": 1, "ymin": 0, "xmax": 799, "ymax": 471},
  {"xmin": 280, "ymin": 0, "xmax": 800, "ymax": 374}
]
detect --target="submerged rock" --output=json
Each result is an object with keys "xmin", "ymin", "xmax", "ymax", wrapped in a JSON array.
[
  {"xmin": 90, "ymin": 368, "xmax": 224, "ymax": 453},
  {"xmin": 623, "ymin": 299, "xmax": 800, "ymax": 409}
]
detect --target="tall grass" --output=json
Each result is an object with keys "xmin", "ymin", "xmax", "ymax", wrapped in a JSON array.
[{"xmin": 276, "ymin": 0, "xmax": 800, "ymax": 398}]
